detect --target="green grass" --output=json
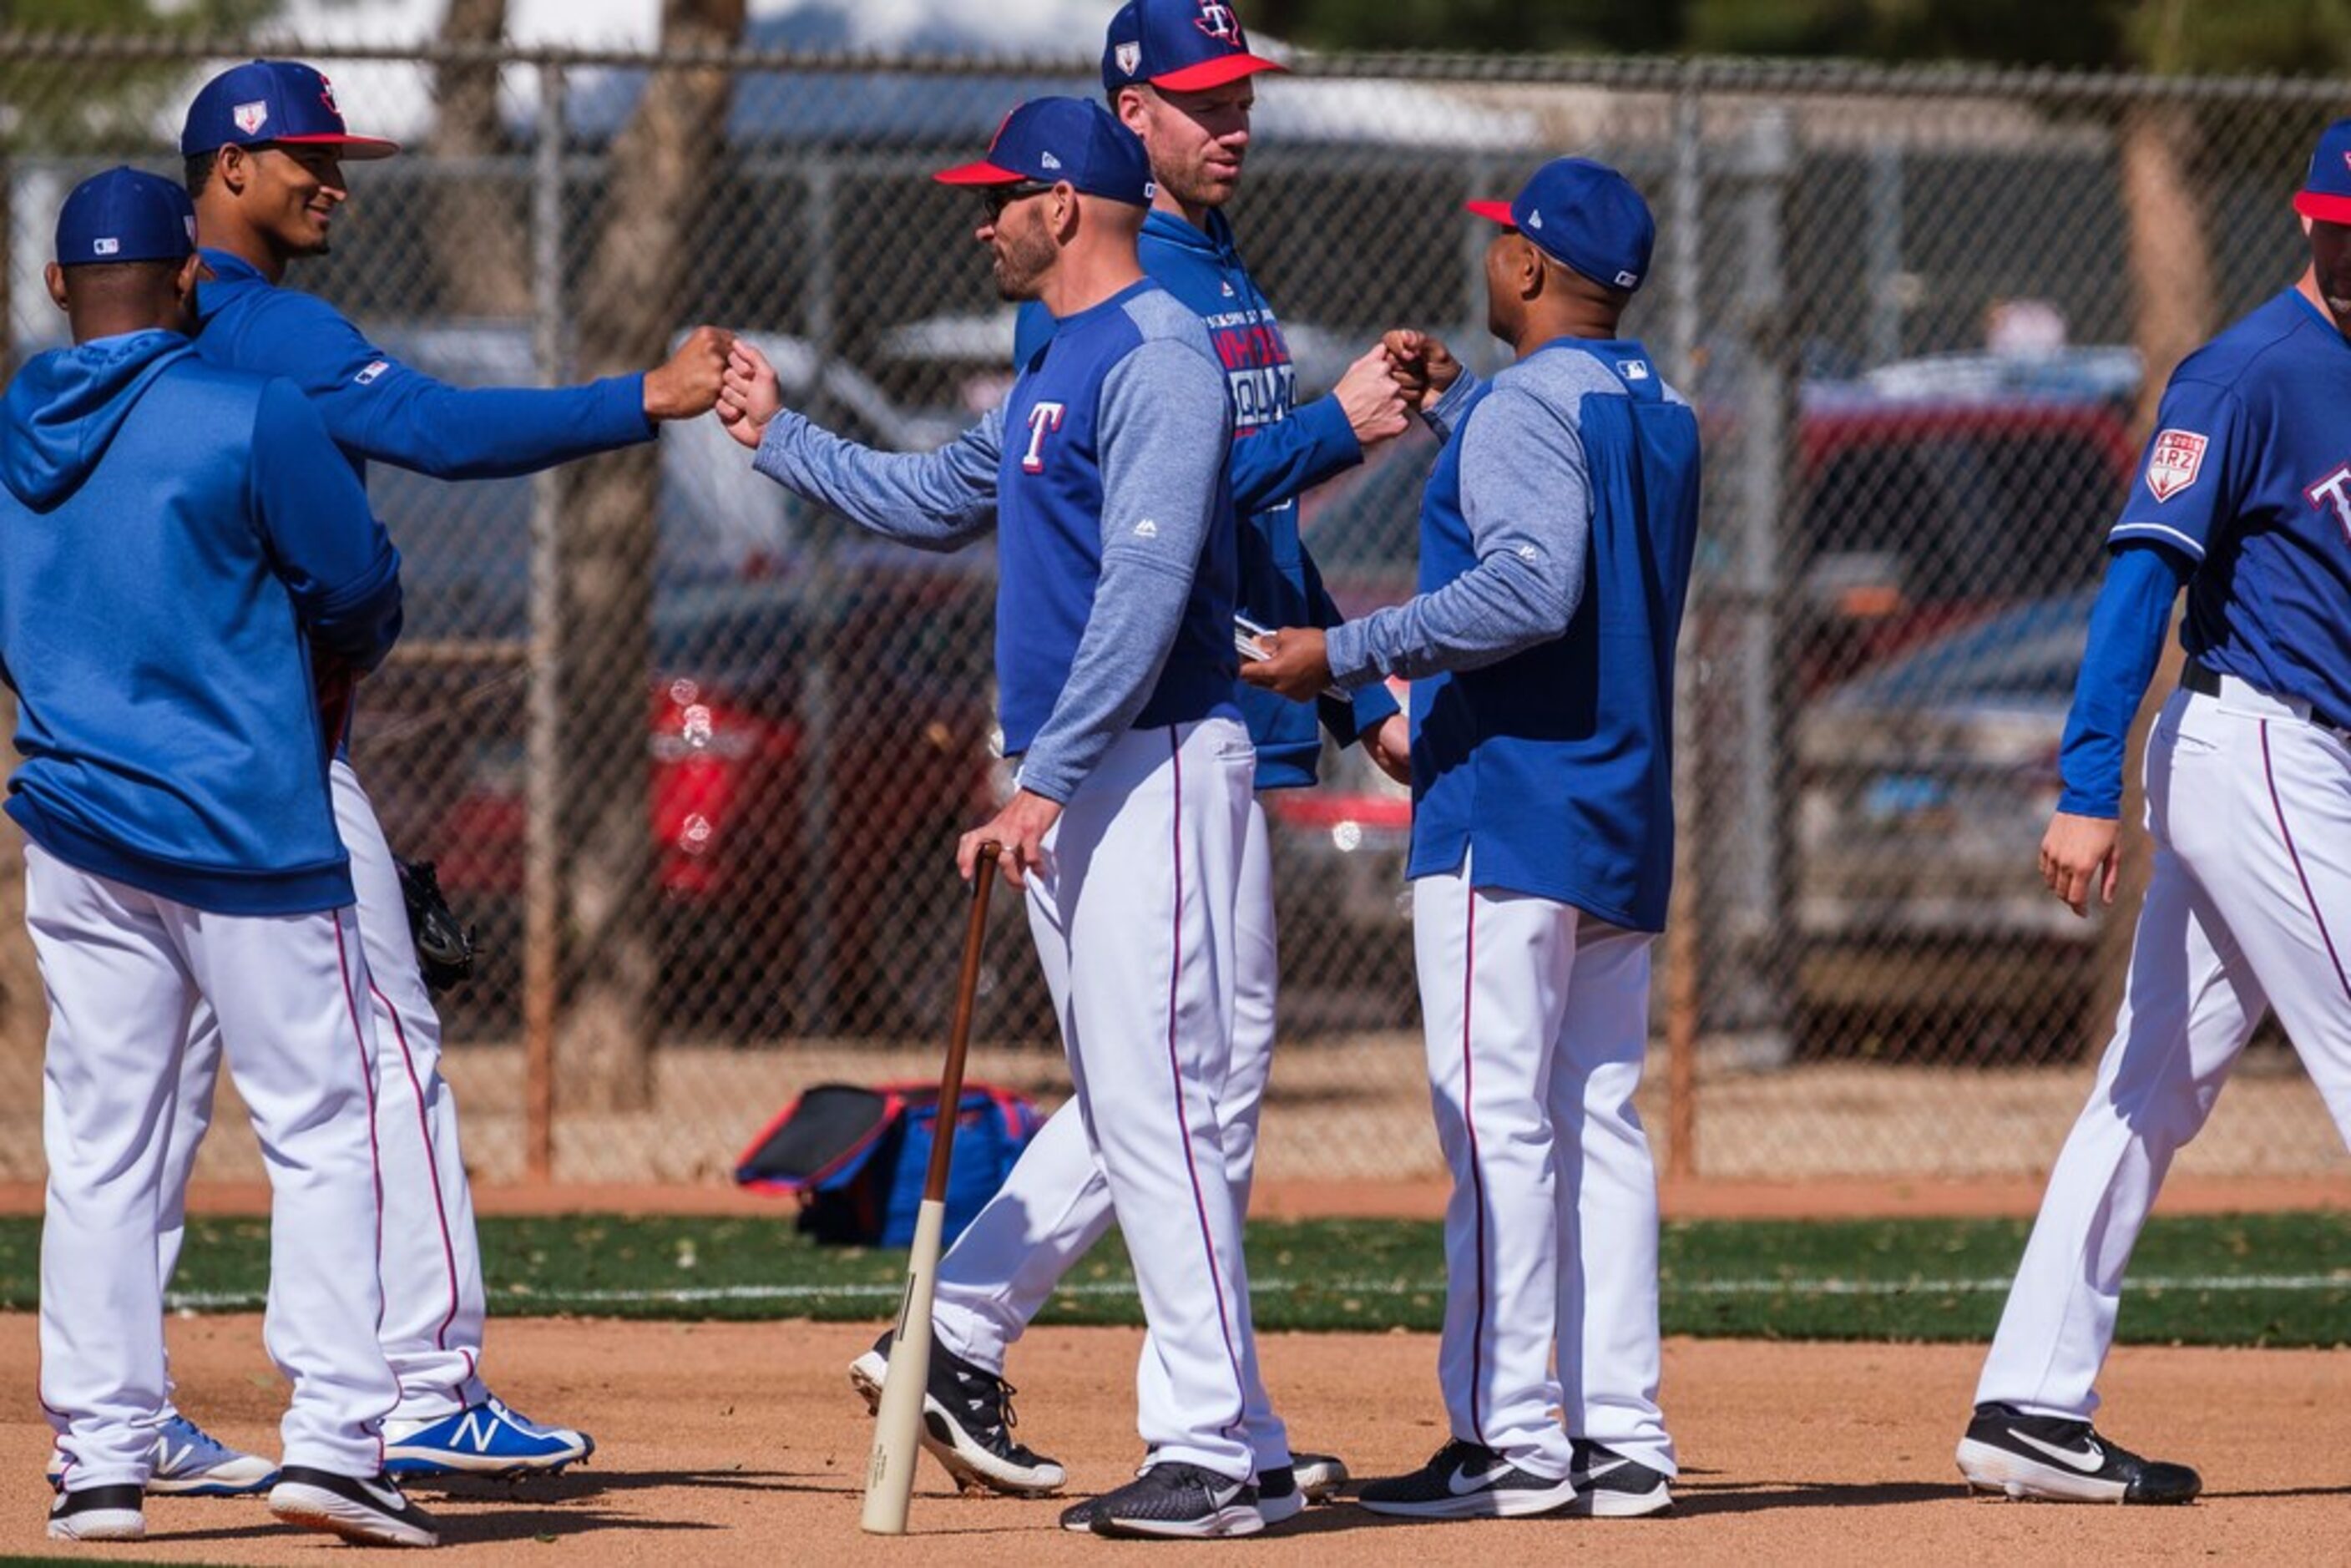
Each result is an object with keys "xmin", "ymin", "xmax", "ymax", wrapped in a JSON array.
[{"xmin": 1, "ymin": 1212, "xmax": 2345, "ymax": 1346}]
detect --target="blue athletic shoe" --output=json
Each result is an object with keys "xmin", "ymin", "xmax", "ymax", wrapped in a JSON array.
[
  {"xmin": 46, "ymin": 1414, "xmax": 280, "ymax": 1498},
  {"xmin": 382, "ymin": 1395, "xmax": 594, "ymax": 1478}
]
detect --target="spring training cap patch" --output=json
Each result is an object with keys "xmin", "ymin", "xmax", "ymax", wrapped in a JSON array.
[
  {"xmin": 933, "ymin": 98, "xmax": 1155, "ymax": 207},
  {"xmin": 2145, "ymin": 428, "xmax": 2207, "ymax": 503},
  {"xmin": 1101, "ymin": 0, "xmax": 1286, "ymax": 93},
  {"xmin": 1467, "ymin": 155, "xmax": 1656, "ymax": 294},
  {"xmin": 181, "ymin": 59, "xmax": 399, "ymax": 159},
  {"xmin": 2293, "ymin": 118, "xmax": 2351, "ymax": 225},
  {"xmin": 54, "ymin": 166, "xmax": 197, "ymax": 267}
]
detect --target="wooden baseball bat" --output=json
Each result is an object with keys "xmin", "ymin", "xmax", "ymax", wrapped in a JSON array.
[{"xmin": 860, "ymin": 842, "xmax": 1001, "ymax": 1535}]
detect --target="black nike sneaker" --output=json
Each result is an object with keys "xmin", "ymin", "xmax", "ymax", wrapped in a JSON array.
[
  {"xmin": 267, "ymin": 1467, "xmax": 440, "ymax": 1547},
  {"xmin": 1089, "ymin": 1463, "xmax": 1262, "ymax": 1540},
  {"xmin": 1955, "ymin": 1402, "xmax": 2201, "ymax": 1504},
  {"xmin": 1355, "ymin": 1439, "xmax": 1577, "ymax": 1520},
  {"xmin": 1565, "ymin": 1438, "xmax": 1674, "ymax": 1516}
]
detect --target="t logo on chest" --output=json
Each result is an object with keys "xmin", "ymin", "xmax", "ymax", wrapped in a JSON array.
[
  {"xmin": 2307, "ymin": 462, "xmax": 2351, "ymax": 542},
  {"xmin": 1022, "ymin": 402, "xmax": 1068, "ymax": 473}
]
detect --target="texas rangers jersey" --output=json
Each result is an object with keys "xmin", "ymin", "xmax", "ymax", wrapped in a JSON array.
[
  {"xmin": 756, "ymin": 279, "xmax": 1238, "ymax": 803},
  {"xmin": 1337, "ymin": 339, "xmax": 1700, "ymax": 932},
  {"xmin": 2111, "ymin": 288, "xmax": 2351, "ymax": 729},
  {"xmin": 1016, "ymin": 210, "xmax": 1395, "ymax": 786},
  {"xmin": 0, "ymin": 331, "xmax": 401, "ymax": 913}
]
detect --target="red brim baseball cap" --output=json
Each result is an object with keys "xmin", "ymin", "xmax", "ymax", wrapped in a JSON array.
[
  {"xmin": 1102, "ymin": 0, "xmax": 1287, "ymax": 94},
  {"xmin": 182, "ymin": 59, "xmax": 400, "ymax": 160},
  {"xmin": 1464, "ymin": 160, "xmax": 1656, "ymax": 293},
  {"xmin": 932, "ymin": 99, "xmax": 1155, "ymax": 207},
  {"xmin": 2294, "ymin": 118, "xmax": 2351, "ymax": 225}
]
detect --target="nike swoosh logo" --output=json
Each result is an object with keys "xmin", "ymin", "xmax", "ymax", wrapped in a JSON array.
[
  {"xmin": 1447, "ymin": 1464, "xmax": 1496, "ymax": 1496},
  {"xmin": 356, "ymin": 1478, "xmax": 408, "ymax": 1510},
  {"xmin": 2009, "ymin": 1429, "xmax": 2106, "ymax": 1473},
  {"xmin": 1576, "ymin": 1457, "xmax": 1629, "ymax": 1484}
]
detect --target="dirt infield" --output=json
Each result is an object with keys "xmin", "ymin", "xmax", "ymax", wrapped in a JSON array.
[{"xmin": 4, "ymin": 1315, "xmax": 2345, "ymax": 1563}]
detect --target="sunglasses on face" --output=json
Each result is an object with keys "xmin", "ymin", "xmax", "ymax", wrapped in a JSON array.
[{"xmin": 980, "ymin": 180, "xmax": 1056, "ymax": 221}]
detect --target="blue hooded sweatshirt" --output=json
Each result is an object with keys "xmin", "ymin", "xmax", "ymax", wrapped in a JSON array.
[{"xmin": 0, "ymin": 329, "xmax": 402, "ymax": 913}]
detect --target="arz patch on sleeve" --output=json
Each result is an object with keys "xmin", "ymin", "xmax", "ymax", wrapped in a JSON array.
[{"xmin": 2145, "ymin": 428, "xmax": 2207, "ymax": 503}]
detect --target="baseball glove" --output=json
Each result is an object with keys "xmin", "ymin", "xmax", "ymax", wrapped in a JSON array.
[{"xmin": 395, "ymin": 856, "xmax": 478, "ymax": 992}]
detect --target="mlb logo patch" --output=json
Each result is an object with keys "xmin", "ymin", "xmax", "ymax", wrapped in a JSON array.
[
  {"xmin": 2146, "ymin": 428, "xmax": 2207, "ymax": 503},
  {"xmin": 354, "ymin": 361, "xmax": 390, "ymax": 386},
  {"xmin": 92, "ymin": 237, "xmax": 119, "ymax": 256},
  {"xmin": 233, "ymin": 100, "xmax": 269, "ymax": 136},
  {"xmin": 1617, "ymin": 358, "xmax": 1651, "ymax": 381}
]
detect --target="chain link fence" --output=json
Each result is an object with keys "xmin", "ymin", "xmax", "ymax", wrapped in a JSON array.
[{"xmin": 2, "ymin": 37, "xmax": 2344, "ymax": 1187}]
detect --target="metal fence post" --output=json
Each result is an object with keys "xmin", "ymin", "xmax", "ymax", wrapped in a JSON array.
[
  {"xmin": 523, "ymin": 58, "xmax": 568, "ymax": 1182},
  {"xmin": 1720, "ymin": 105, "xmax": 1797, "ymax": 1064},
  {"xmin": 1662, "ymin": 68, "xmax": 1704, "ymax": 1181},
  {"xmin": 1865, "ymin": 141, "xmax": 1905, "ymax": 367},
  {"xmin": 798, "ymin": 149, "xmax": 840, "ymax": 1033}
]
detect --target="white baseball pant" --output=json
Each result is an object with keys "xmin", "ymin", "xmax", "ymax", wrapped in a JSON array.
[
  {"xmin": 28, "ymin": 842, "xmax": 400, "ymax": 1485},
  {"xmin": 1979, "ymin": 681, "xmax": 2351, "ymax": 1418},
  {"xmin": 1005, "ymin": 716, "xmax": 1264, "ymax": 1478},
  {"xmin": 931, "ymin": 792, "xmax": 1289, "ymax": 1470},
  {"xmin": 161, "ymin": 759, "xmax": 488, "ymax": 1421},
  {"xmin": 1413, "ymin": 855, "xmax": 1674, "ymax": 1479}
]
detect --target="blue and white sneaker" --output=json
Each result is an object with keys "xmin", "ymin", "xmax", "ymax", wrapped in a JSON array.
[
  {"xmin": 46, "ymin": 1414, "xmax": 280, "ymax": 1498},
  {"xmin": 382, "ymin": 1394, "xmax": 594, "ymax": 1478}
]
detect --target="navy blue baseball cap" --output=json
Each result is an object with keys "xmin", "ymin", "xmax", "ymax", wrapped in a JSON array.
[
  {"xmin": 1102, "ymin": 0, "xmax": 1285, "ymax": 94},
  {"xmin": 180, "ymin": 60, "xmax": 399, "ymax": 160},
  {"xmin": 934, "ymin": 98, "xmax": 1155, "ymax": 206},
  {"xmin": 54, "ymin": 167, "xmax": 197, "ymax": 267},
  {"xmin": 1468, "ymin": 157, "xmax": 1656, "ymax": 294},
  {"xmin": 2294, "ymin": 118, "xmax": 2351, "ymax": 225}
]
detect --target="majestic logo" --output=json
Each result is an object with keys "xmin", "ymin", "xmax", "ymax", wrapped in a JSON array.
[
  {"xmin": 2305, "ymin": 462, "xmax": 2351, "ymax": 542},
  {"xmin": 1021, "ymin": 401, "xmax": 1067, "ymax": 472},
  {"xmin": 2146, "ymin": 428, "xmax": 2207, "ymax": 503},
  {"xmin": 1133, "ymin": 518, "xmax": 1159, "ymax": 539},
  {"xmin": 233, "ymin": 100, "xmax": 270, "ymax": 136},
  {"xmin": 2008, "ymin": 1428, "xmax": 2106, "ymax": 1474},
  {"xmin": 1195, "ymin": 1, "xmax": 1241, "ymax": 43},
  {"xmin": 1115, "ymin": 41, "xmax": 1142, "ymax": 77}
]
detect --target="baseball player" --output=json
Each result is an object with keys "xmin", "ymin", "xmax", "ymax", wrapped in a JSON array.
[
  {"xmin": 722, "ymin": 96, "xmax": 1273, "ymax": 1540},
  {"xmin": 1246, "ymin": 157, "xmax": 1699, "ymax": 1520},
  {"xmin": 53, "ymin": 58, "xmax": 730, "ymax": 1495},
  {"xmin": 1956, "ymin": 119, "xmax": 2351, "ymax": 1506},
  {"xmin": 843, "ymin": 0, "xmax": 1408, "ymax": 1525},
  {"xmin": 6, "ymin": 167, "xmax": 435, "ymax": 1547}
]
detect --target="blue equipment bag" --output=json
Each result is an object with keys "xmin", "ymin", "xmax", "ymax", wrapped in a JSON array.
[{"xmin": 734, "ymin": 1080, "xmax": 1044, "ymax": 1248}]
